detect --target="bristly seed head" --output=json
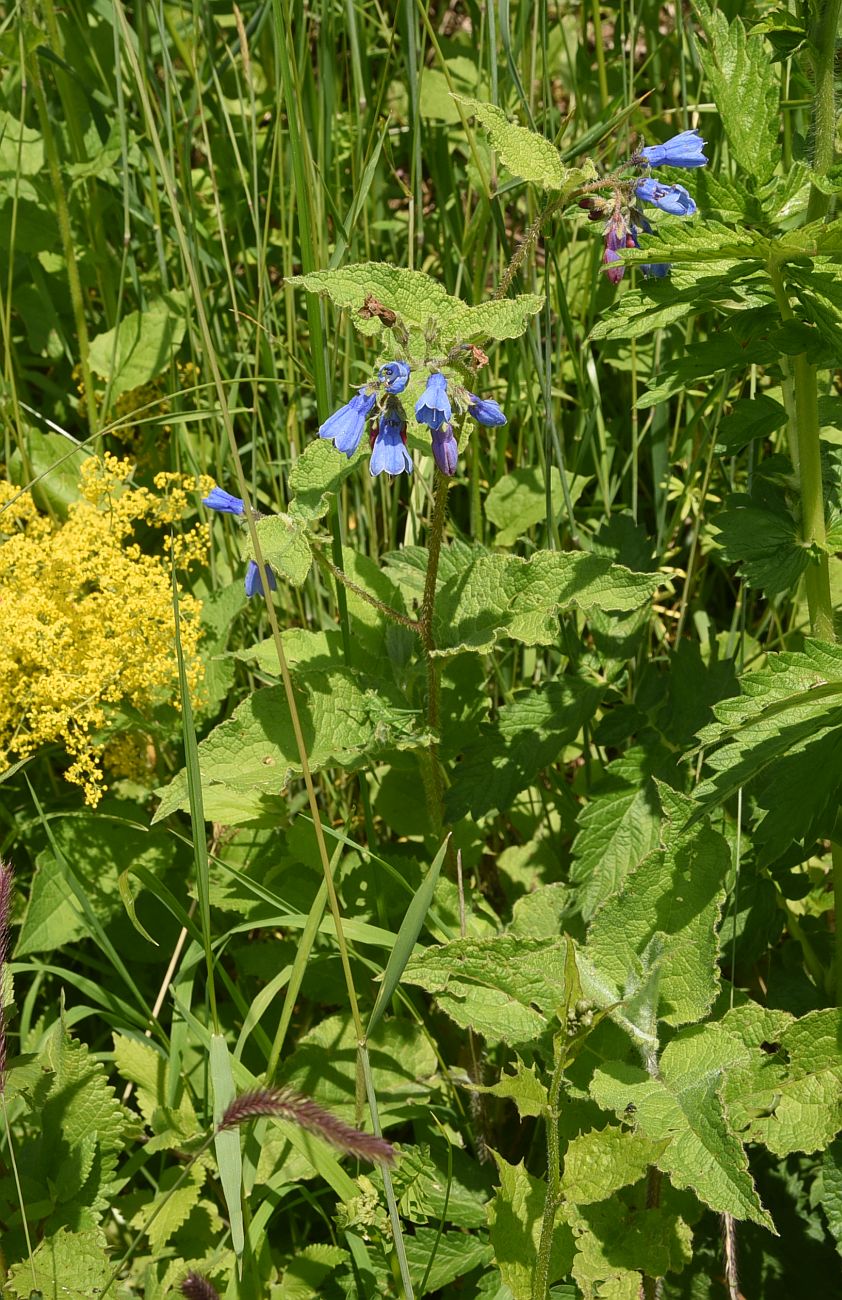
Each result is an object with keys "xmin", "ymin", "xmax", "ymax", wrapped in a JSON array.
[
  {"xmin": 180, "ymin": 1270, "xmax": 221, "ymax": 1300},
  {"xmin": 219, "ymin": 1086, "xmax": 396, "ymax": 1165}
]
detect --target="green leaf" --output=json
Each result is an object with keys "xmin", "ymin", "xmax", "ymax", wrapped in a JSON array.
[
  {"xmin": 471, "ymin": 1059, "xmax": 548, "ymax": 1120},
  {"xmin": 711, "ymin": 498, "xmax": 809, "ymax": 596},
  {"xmin": 621, "ymin": 218, "xmax": 770, "ymax": 270},
  {"xmin": 289, "ymin": 437, "xmax": 365, "ymax": 523},
  {"xmin": 814, "ymin": 1136, "xmax": 842, "ymax": 1258},
  {"xmin": 0, "ymin": 108, "xmax": 44, "ymax": 176},
  {"xmin": 445, "ymin": 677, "xmax": 604, "ymax": 820},
  {"xmin": 248, "ymin": 513, "xmax": 313, "ymax": 587},
  {"xmin": 154, "ymin": 667, "xmax": 433, "ymax": 823},
  {"xmin": 571, "ymin": 748, "xmax": 668, "ymax": 921},
  {"xmin": 432, "ymin": 550, "xmax": 660, "ymax": 658},
  {"xmin": 723, "ymin": 1008, "xmax": 842, "ymax": 1156},
  {"xmin": 485, "ymin": 466, "xmax": 591, "ymax": 545},
  {"xmin": 565, "ymin": 1195, "xmax": 693, "ymax": 1299},
  {"xmin": 289, "ymin": 263, "xmax": 542, "ymax": 347},
  {"xmin": 211, "ymin": 1034, "xmax": 244, "ymax": 1256},
  {"xmin": 562, "ymin": 1126, "xmax": 667, "ymax": 1205},
  {"xmin": 584, "ymin": 792, "xmax": 729, "ymax": 1027},
  {"xmin": 456, "ymin": 96, "xmax": 578, "ymax": 192},
  {"xmin": 487, "ymin": 1153, "xmax": 575, "ymax": 1299},
  {"xmin": 404, "ymin": 1226, "xmax": 493, "ymax": 1295},
  {"xmin": 9, "ymin": 429, "xmax": 88, "ymax": 517},
  {"xmin": 402, "ymin": 935, "xmax": 570, "ymax": 1045},
  {"xmin": 131, "ymin": 1161, "xmax": 207, "ymax": 1253},
  {"xmin": 714, "ymin": 394, "xmax": 788, "ymax": 452},
  {"xmin": 88, "ymin": 297, "xmax": 185, "ymax": 400},
  {"xmin": 590, "ymin": 1050, "xmax": 773, "ymax": 1228},
  {"xmin": 5, "ymin": 1228, "xmax": 111, "ymax": 1300},
  {"xmin": 693, "ymin": 640, "xmax": 842, "ymax": 864},
  {"xmin": 276, "ymin": 1015, "xmax": 436, "ymax": 1127},
  {"xmin": 367, "ymin": 837, "xmax": 449, "ymax": 1037},
  {"xmin": 695, "ymin": 0, "xmax": 781, "ymax": 182}
]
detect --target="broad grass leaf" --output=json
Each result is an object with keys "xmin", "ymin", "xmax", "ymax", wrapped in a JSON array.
[{"xmin": 211, "ymin": 1033, "xmax": 244, "ymax": 1256}]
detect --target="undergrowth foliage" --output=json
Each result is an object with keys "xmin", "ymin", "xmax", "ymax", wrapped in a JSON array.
[{"xmin": 2, "ymin": 2, "xmax": 842, "ymax": 1298}]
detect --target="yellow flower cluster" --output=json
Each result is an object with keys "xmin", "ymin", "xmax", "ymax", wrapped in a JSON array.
[{"xmin": 0, "ymin": 455, "xmax": 213, "ymax": 805}]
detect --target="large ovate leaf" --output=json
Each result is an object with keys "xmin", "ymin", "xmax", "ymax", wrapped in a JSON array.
[
  {"xmin": 248, "ymin": 513, "xmax": 313, "ymax": 587},
  {"xmin": 154, "ymin": 667, "xmax": 433, "ymax": 823},
  {"xmin": 401, "ymin": 936, "xmax": 571, "ymax": 1045},
  {"xmin": 289, "ymin": 263, "xmax": 542, "ymax": 347},
  {"xmin": 584, "ymin": 790, "xmax": 729, "ymax": 1028},
  {"xmin": 590, "ymin": 1050, "xmax": 773, "ymax": 1229},
  {"xmin": 431, "ymin": 549, "xmax": 660, "ymax": 657},
  {"xmin": 88, "ymin": 296, "xmax": 185, "ymax": 400},
  {"xmin": 456, "ymin": 95, "xmax": 587, "ymax": 192},
  {"xmin": 5, "ymin": 1228, "xmax": 111, "ymax": 1300}
]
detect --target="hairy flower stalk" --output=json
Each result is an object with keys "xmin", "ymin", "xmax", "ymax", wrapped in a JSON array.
[
  {"xmin": 0, "ymin": 861, "xmax": 12, "ymax": 1095},
  {"xmin": 219, "ymin": 1086, "xmax": 395, "ymax": 1164}
]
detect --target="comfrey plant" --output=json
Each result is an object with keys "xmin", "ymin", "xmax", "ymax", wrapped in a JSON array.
[{"xmin": 578, "ymin": 128, "xmax": 708, "ymax": 282}]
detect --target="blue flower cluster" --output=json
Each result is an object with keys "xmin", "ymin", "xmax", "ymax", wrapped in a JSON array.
[
  {"xmin": 318, "ymin": 364, "xmax": 506, "ymax": 478},
  {"xmin": 201, "ymin": 487, "xmax": 277, "ymax": 599},
  {"xmin": 588, "ymin": 128, "xmax": 708, "ymax": 284}
]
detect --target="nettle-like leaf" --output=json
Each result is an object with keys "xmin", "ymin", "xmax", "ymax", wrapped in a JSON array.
[
  {"xmin": 714, "ymin": 393, "xmax": 788, "ymax": 452},
  {"xmin": 588, "ymin": 268, "xmax": 768, "ymax": 344},
  {"xmin": 711, "ymin": 497, "xmax": 809, "ymax": 596},
  {"xmin": 455, "ymin": 95, "xmax": 595, "ymax": 194},
  {"xmin": 248, "ymin": 513, "xmax": 312, "ymax": 587},
  {"xmin": 486, "ymin": 1153, "xmax": 575, "ymax": 1299},
  {"xmin": 722, "ymin": 1005, "xmax": 842, "ymax": 1157},
  {"xmin": 5, "ymin": 1227, "xmax": 112, "ymax": 1300},
  {"xmin": 562, "ymin": 1126, "xmax": 667, "ymax": 1206},
  {"xmin": 581, "ymin": 788, "xmax": 728, "ymax": 1031},
  {"xmin": 815, "ymin": 1136, "xmax": 842, "ymax": 1258},
  {"xmin": 445, "ymin": 676, "xmax": 605, "ymax": 820},
  {"xmin": 564, "ymin": 1191, "xmax": 693, "ymax": 1299},
  {"xmin": 621, "ymin": 218, "xmax": 770, "ymax": 271},
  {"xmin": 694, "ymin": 0, "xmax": 781, "ymax": 183},
  {"xmin": 402, "ymin": 935, "xmax": 570, "ymax": 1045},
  {"xmin": 289, "ymin": 263, "xmax": 543, "ymax": 348},
  {"xmin": 590, "ymin": 1032, "xmax": 774, "ymax": 1229},
  {"xmin": 154, "ymin": 666, "xmax": 433, "ymax": 824},
  {"xmin": 633, "ymin": 321, "xmax": 778, "ymax": 408},
  {"xmin": 288, "ymin": 437, "xmax": 364, "ymax": 523},
  {"xmin": 470, "ymin": 1059, "xmax": 548, "ymax": 1120},
  {"xmin": 571, "ymin": 746, "xmax": 673, "ymax": 921},
  {"xmin": 431, "ymin": 549, "xmax": 660, "ymax": 657},
  {"xmin": 693, "ymin": 640, "xmax": 842, "ymax": 865}
]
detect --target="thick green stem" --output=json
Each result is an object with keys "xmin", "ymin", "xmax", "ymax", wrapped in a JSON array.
[
  {"xmin": 806, "ymin": 0, "xmax": 842, "ymax": 224},
  {"xmin": 768, "ymin": 263, "xmax": 834, "ymax": 641}
]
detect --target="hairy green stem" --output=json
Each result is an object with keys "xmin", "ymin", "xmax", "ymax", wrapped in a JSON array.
[
  {"xmin": 532, "ymin": 1037, "xmax": 567, "ymax": 1300},
  {"xmin": 768, "ymin": 263, "xmax": 834, "ymax": 640},
  {"xmin": 313, "ymin": 547, "xmax": 421, "ymax": 633},
  {"xmin": 806, "ymin": 0, "xmax": 842, "ymax": 224}
]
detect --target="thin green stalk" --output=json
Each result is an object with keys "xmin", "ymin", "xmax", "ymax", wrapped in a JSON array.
[
  {"xmin": 806, "ymin": 0, "xmax": 842, "ymax": 224},
  {"xmin": 23, "ymin": 2, "xmax": 96, "ymax": 435}
]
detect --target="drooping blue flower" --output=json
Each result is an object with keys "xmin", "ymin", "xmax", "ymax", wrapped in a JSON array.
[
  {"xmin": 370, "ymin": 409, "xmax": 413, "ymax": 477},
  {"xmin": 635, "ymin": 178, "xmax": 697, "ymax": 217},
  {"xmin": 431, "ymin": 423, "xmax": 458, "ymax": 476},
  {"xmin": 415, "ymin": 372, "xmax": 452, "ymax": 431},
  {"xmin": 466, "ymin": 393, "xmax": 507, "ymax": 427},
  {"xmin": 638, "ymin": 129, "xmax": 707, "ymax": 169},
  {"xmin": 633, "ymin": 218, "xmax": 670, "ymax": 279},
  {"xmin": 378, "ymin": 361, "xmax": 411, "ymax": 393},
  {"xmin": 203, "ymin": 486, "xmax": 245, "ymax": 515},
  {"xmin": 245, "ymin": 559, "xmax": 277, "ymax": 598},
  {"xmin": 319, "ymin": 389, "xmax": 377, "ymax": 457}
]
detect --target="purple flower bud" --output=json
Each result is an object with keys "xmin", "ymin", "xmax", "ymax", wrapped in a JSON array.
[
  {"xmin": 203, "ymin": 487, "xmax": 245, "ymax": 515},
  {"xmin": 370, "ymin": 408, "xmax": 413, "ymax": 477},
  {"xmin": 466, "ymin": 393, "xmax": 507, "ymax": 427},
  {"xmin": 636, "ymin": 128, "xmax": 707, "ymax": 169},
  {"xmin": 635, "ymin": 178, "xmax": 696, "ymax": 216},
  {"xmin": 603, "ymin": 214, "xmax": 634, "ymax": 284},
  {"xmin": 415, "ymin": 372, "xmax": 452, "ymax": 431},
  {"xmin": 319, "ymin": 390, "xmax": 377, "ymax": 457},
  {"xmin": 378, "ymin": 361, "xmax": 411, "ymax": 393},
  {"xmin": 245, "ymin": 559, "xmax": 277, "ymax": 598},
  {"xmin": 431, "ymin": 423, "xmax": 458, "ymax": 476}
]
